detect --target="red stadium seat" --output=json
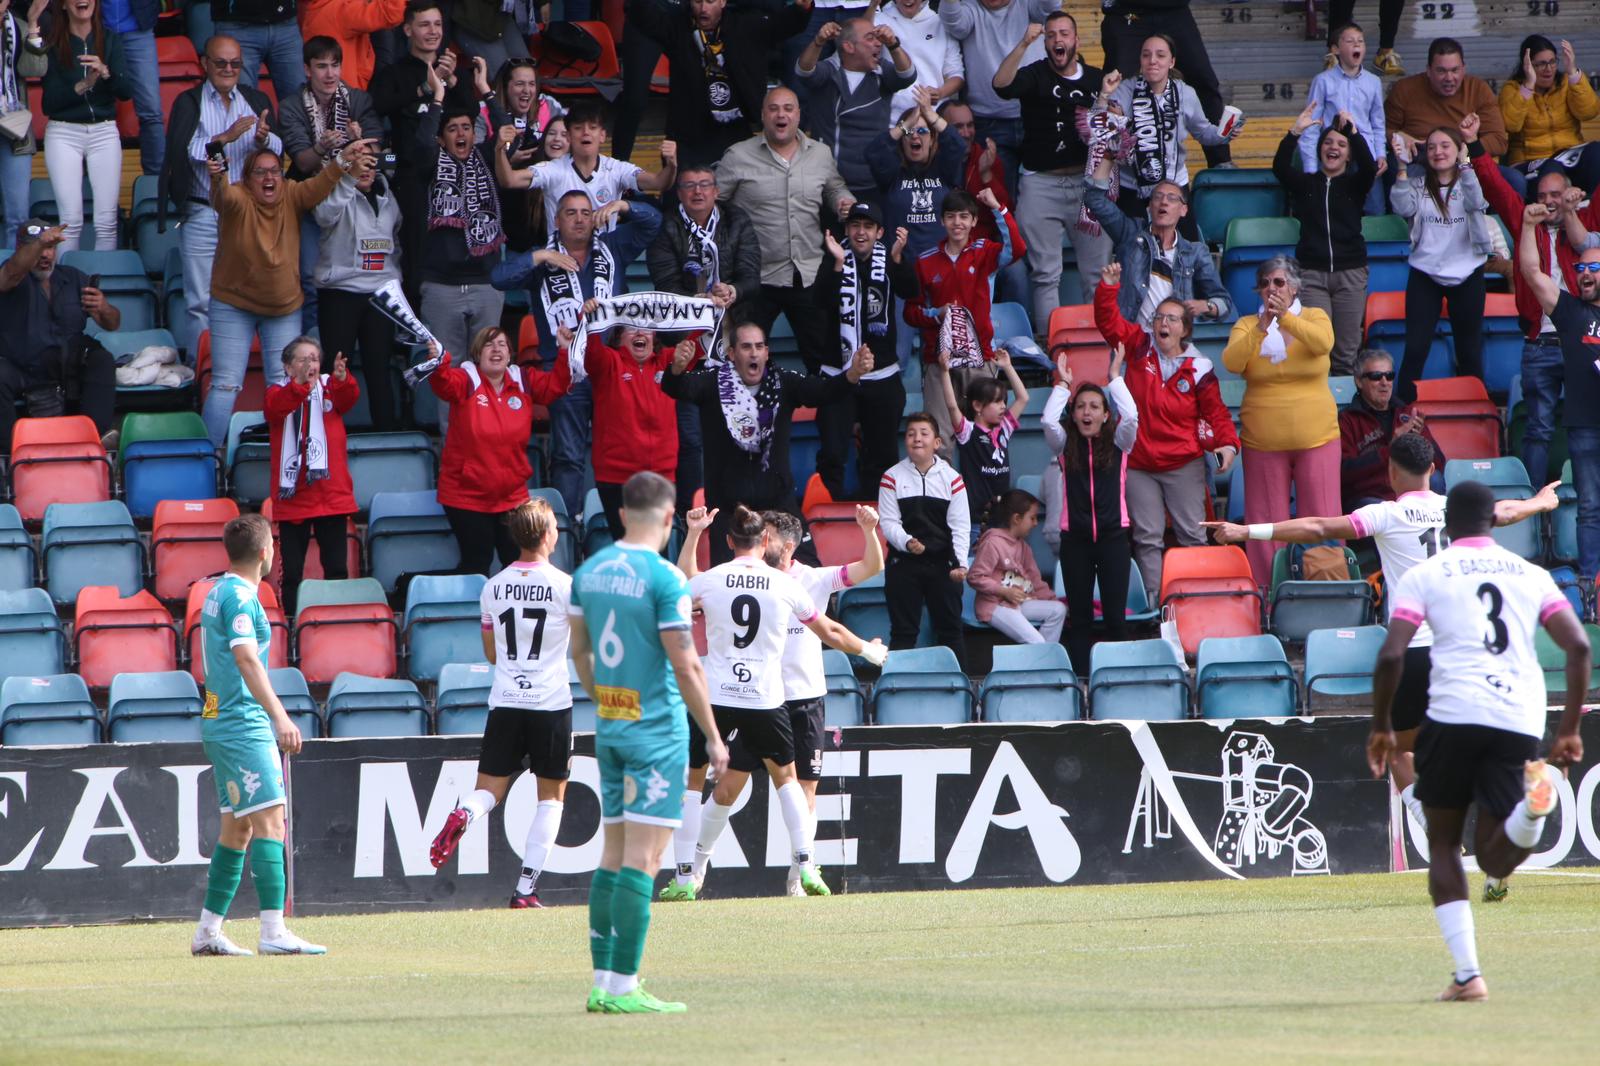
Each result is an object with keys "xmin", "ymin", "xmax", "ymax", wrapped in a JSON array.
[
  {"xmin": 75, "ymin": 586, "xmax": 180, "ymax": 689},
  {"xmin": 115, "ymin": 99, "xmax": 140, "ymax": 140},
  {"xmin": 1047, "ymin": 326, "xmax": 1105, "ymax": 351},
  {"xmin": 692, "ymin": 487, "xmax": 709, "ymax": 573},
  {"xmin": 1364, "ymin": 291, "xmax": 1406, "ymax": 329},
  {"xmin": 531, "ymin": 21, "xmax": 621, "ymax": 94},
  {"xmin": 157, "ymin": 36, "xmax": 202, "ymax": 80},
  {"xmin": 296, "ymin": 602, "xmax": 398, "ymax": 684},
  {"xmin": 1413, "ymin": 377, "xmax": 1501, "ymax": 460},
  {"xmin": 517, "ymin": 313, "xmax": 540, "ymax": 362},
  {"xmin": 9, "ymin": 416, "xmax": 112, "ymax": 523},
  {"xmin": 186, "ymin": 578, "xmax": 289, "ymax": 683},
  {"xmin": 650, "ymin": 53, "xmax": 670, "ymax": 94},
  {"xmin": 1483, "ymin": 293, "xmax": 1517, "ymax": 319},
  {"xmin": 259, "ymin": 498, "xmax": 363, "ymax": 595},
  {"xmin": 1047, "ymin": 304, "xmax": 1095, "ymax": 337},
  {"xmin": 195, "ymin": 332, "xmax": 267, "ymax": 414},
  {"xmin": 809, "ymin": 517, "xmax": 886, "ymax": 569},
  {"xmin": 152, "ymin": 498, "xmax": 240, "ymax": 602},
  {"xmin": 1414, "ymin": 377, "xmax": 1491, "ymax": 405},
  {"xmin": 1058, "ymin": 345, "xmax": 1111, "ymax": 387},
  {"xmin": 1159, "ymin": 546, "xmax": 1263, "ymax": 657}
]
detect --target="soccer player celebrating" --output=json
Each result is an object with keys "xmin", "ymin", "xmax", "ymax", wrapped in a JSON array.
[
  {"xmin": 1368, "ymin": 481, "xmax": 1588, "ymax": 1002},
  {"xmin": 1204, "ymin": 434, "xmax": 1558, "ymax": 850},
  {"xmin": 673, "ymin": 505, "xmax": 887, "ymax": 898},
  {"xmin": 569, "ymin": 472, "xmax": 729, "ymax": 1015},
  {"xmin": 191, "ymin": 514, "xmax": 325, "ymax": 957},
  {"xmin": 428, "ymin": 497, "xmax": 573, "ymax": 908}
]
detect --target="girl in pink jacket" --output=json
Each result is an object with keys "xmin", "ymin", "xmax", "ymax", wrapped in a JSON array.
[{"xmin": 967, "ymin": 489, "xmax": 1067, "ymax": 646}]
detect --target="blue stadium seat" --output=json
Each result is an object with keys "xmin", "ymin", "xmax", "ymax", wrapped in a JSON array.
[
  {"xmin": 1, "ymin": 673, "xmax": 99, "ymax": 745},
  {"xmin": 107, "ymin": 670, "xmax": 204, "ymax": 743},
  {"xmin": 1303, "ymin": 625, "xmax": 1384, "ymax": 711},
  {"xmin": 1553, "ymin": 461, "xmax": 1577, "ymax": 564},
  {"xmin": 0, "ymin": 589, "xmax": 68, "ymax": 689},
  {"xmin": 326, "ymin": 673, "xmax": 429, "ymax": 738},
  {"xmin": 581, "ymin": 488, "xmax": 614, "ymax": 558},
  {"xmin": 97, "ymin": 327, "xmax": 178, "ymax": 360},
  {"xmin": 1220, "ymin": 244, "xmax": 1292, "ymax": 317},
  {"xmin": 1006, "ymin": 427, "xmax": 1052, "ymax": 489},
  {"xmin": 992, "ymin": 301, "xmax": 1049, "ymax": 371},
  {"xmin": 980, "ymin": 642, "xmax": 1080, "ymax": 722},
  {"xmin": 1059, "ymin": 557, "xmax": 1161, "ymax": 624},
  {"xmin": 821, "ymin": 649, "xmax": 864, "ymax": 727},
  {"xmin": 1444, "ymin": 457, "xmax": 1543, "ymax": 561},
  {"xmin": 346, "ymin": 432, "xmax": 436, "ymax": 513},
  {"xmin": 872, "ymin": 646, "xmax": 973, "ymax": 725},
  {"xmin": 269, "ymin": 666, "xmax": 322, "ymax": 739},
  {"xmin": 1328, "ymin": 375, "xmax": 1356, "ymax": 408},
  {"xmin": 41, "ymin": 500, "xmax": 143, "ymax": 605},
  {"xmin": 1190, "ymin": 169, "xmax": 1285, "ymax": 246},
  {"xmin": 436, "ymin": 661, "xmax": 493, "ymax": 734},
  {"xmin": 1364, "ymin": 240, "xmax": 1412, "ymax": 293},
  {"xmin": 119, "ymin": 412, "xmax": 219, "ymax": 520},
  {"xmin": 1195, "ymin": 635, "xmax": 1298, "ymax": 719},
  {"xmin": 529, "ymin": 487, "xmax": 578, "ymax": 572},
  {"xmin": 1548, "ymin": 564, "xmax": 1586, "ymax": 620},
  {"xmin": 404, "ymin": 573, "xmax": 488, "ymax": 683},
  {"xmin": 959, "ymin": 582, "xmax": 991, "ymax": 631},
  {"xmin": 225, "ymin": 411, "xmax": 271, "ymax": 508},
  {"xmin": 834, "ymin": 574, "xmax": 890, "ymax": 659},
  {"xmin": 1088, "ymin": 639, "xmax": 1189, "ymax": 720},
  {"xmin": 0, "ymin": 505, "xmax": 36, "ymax": 590},
  {"xmin": 368, "ymin": 490, "xmax": 460, "ymax": 593},
  {"xmin": 1481, "ymin": 315, "xmax": 1524, "ymax": 396},
  {"xmin": 568, "ymin": 659, "xmax": 597, "ymax": 732}
]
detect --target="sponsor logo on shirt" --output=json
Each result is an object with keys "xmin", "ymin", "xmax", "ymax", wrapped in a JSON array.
[{"xmin": 596, "ymin": 685, "xmax": 642, "ymax": 720}]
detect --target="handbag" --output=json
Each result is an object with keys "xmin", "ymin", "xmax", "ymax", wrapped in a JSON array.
[{"xmin": 0, "ymin": 106, "xmax": 30, "ymax": 142}]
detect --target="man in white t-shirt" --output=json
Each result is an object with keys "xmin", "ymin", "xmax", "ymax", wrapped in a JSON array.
[
  {"xmin": 1367, "ymin": 480, "xmax": 1587, "ymax": 1003},
  {"xmin": 429, "ymin": 498, "xmax": 573, "ymax": 909}
]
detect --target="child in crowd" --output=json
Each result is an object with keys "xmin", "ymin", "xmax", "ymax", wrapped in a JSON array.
[
  {"xmin": 879, "ymin": 413, "xmax": 971, "ymax": 666},
  {"xmin": 1300, "ymin": 22, "xmax": 1387, "ymax": 216},
  {"xmin": 934, "ymin": 348, "xmax": 1029, "ymax": 527},
  {"xmin": 967, "ymin": 489, "xmax": 1066, "ymax": 647}
]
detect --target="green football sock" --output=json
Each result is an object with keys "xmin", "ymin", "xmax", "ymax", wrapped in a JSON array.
[
  {"xmin": 608, "ymin": 867, "xmax": 655, "ymax": 978},
  {"xmin": 588, "ymin": 868, "xmax": 617, "ymax": 972},
  {"xmin": 204, "ymin": 844, "xmax": 247, "ymax": 917},
  {"xmin": 249, "ymin": 838, "xmax": 286, "ymax": 912}
]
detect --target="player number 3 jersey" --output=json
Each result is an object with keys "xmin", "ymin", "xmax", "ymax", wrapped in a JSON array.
[
  {"xmin": 690, "ymin": 556, "xmax": 819, "ymax": 710},
  {"xmin": 481, "ymin": 560, "xmax": 574, "ymax": 710}
]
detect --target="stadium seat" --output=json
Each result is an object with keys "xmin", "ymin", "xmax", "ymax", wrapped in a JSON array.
[
  {"xmin": 580, "ymin": 488, "xmax": 614, "ymax": 559},
  {"xmin": 41, "ymin": 500, "xmax": 143, "ymax": 605},
  {"xmin": 75, "ymin": 586, "xmax": 180, "ymax": 690},
  {"xmin": 1158, "ymin": 545, "xmax": 1263, "ymax": 656},
  {"xmin": 980, "ymin": 642, "xmax": 1080, "ymax": 722},
  {"xmin": 1046, "ymin": 303, "xmax": 1094, "ymax": 340},
  {"xmin": 404, "ymin": 574, "xmax": 488, "ymax": 683},
  {"xmin": 194, "ymin": 332, "xmax": 268, "ymax": 414},
  {"xmin": 269, "ymin": 665, "xmax": 322, "ymax": 739},
  {"xmin": 225, "ymin": 411, "xmax": 271, "ymax": 508},
  {"xmin": 185, "ymin": 578, "xmax": 291, "ymax": 683},
  {"xmin": 1221, "ymin": 243, "xmax": 1294, "ymax": 316},
  {"xmin": 1222, "ymin": 216, "xmax": 1300, "ymax": 254},
  {"xmin": 1059, "ymin": 344, "xmax": 1111, "ymax": 387},
  {"xmin": 294, "ymin": 578, "xmax": 398, "ymax": 684},
  {"xmin": 810, "ymin": 513, "xmax": 885, "ymax": 570},
  {"xmin": 1, "ymin": 673, "xmax": 99, "ymax": 745},
  {"xmin": 1087, "ymin": 638, "xmax": 1189, "ymax": 720},
  {"xmin": 528, "ymin": 487, "xmax": 578, "ymax": 572},
  {"xmin": 118, "ymin": 411, "xmax": 219, "ymax": 519},
  {"xmin": 1194, "ymin": 635, "xmax": 1298, "ymax": 719},
  {"xmin": 151, "ymin": 498, "xmax": 239, "ymax": 602},
  {"xmin": 992, "ymin": 302, "xmax": 1049, "ymax": 371},
  {"xmin": 346, "ymin": 431, "xmax": 437, "ymax": 514},
  {"xmin": 436, "ymin": 661, "xmax": 493, "ymax": 734},
  {"xmin": 1553, "ymin": 461, "xmax": 1578, "ymax": 564},
  {"xmin": 1267, "ymin": 546, "xmax": 1372, "ymax": 643},
  {"xmin": 1191, "ymin": 169, "xmax": 1285, "ymax": 246},
  {"xmin": 1303, "ymin": 625, "xmax": 1385, "ymax": 711},
  {"xmin": 368, "ymin": 490, "xmax": 460, "ymax": 594},
  {"xmin": 9, "ymin": 416, "xmax": 112, "ymax": 522},
  {"xmin": 530, "ymin": 20, "xmax": 621, "ymax": 94},
  {"xmin": 834, "ymin": 574, "xmax": 890, "ymax": 657},
  {"xmin": 821, "ymin": 649, "xmax": 864, "ymax": 727},
  {"xmin": 1443, "ymin": 457, "xmax": 1543, "ymax": 561},
  {"xmin": 0, "ymin": 588, "xmax": 68, "ymax": 688},
  {"xmin": 1535, "ymin": 623, "xmax": 1600, "ymax": 699},
  {"xmin": 1548, "ymin": 564, "xmax": 1586, "ymax": 620},
  {"xmin": 0, "ymin": 504, "xmax": 37, "ymax": 590},
  {"xmin": 872, "ymin": 646, "xmax": 973, "ymax": 725},
  {"xmin": 1364, "ymin": 240, "xmax": 1413, "ymax": 294},
  {"xmin": 325, "ymin": 673, "xmax": 428, "ymax": 738},
  {"xmin": 107, "ymin": 670, "xmax": 204, "ymax": 743},
  {"xmin": 1328, "ymin": 375, "xmax": 1356, "ymax": 408},
  {"xmin": 1360, "ymin": 214, "xmax": 1409, "ymax": 243},
  {"xmin": 1413, "ymin": 377, "xmax": 1501, "ymax": 459},
  {"xmin": 259, "ymin": 498, "xmax": 364, "ymax": 593}
]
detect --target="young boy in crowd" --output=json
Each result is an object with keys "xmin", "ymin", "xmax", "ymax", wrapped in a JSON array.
[
  {"xmin": 933, "ymin": 348, "xmax": 1029, "ymax": 526},
  {"xmin": 1302, "ymin": 22, "xmax": 1388, "ymax": 215},
  {"xmin": 879, "ymin": 414, "xmax": 971, "ymax": 666}
]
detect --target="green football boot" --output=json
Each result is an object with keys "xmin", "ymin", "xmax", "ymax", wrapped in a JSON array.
[{"xmin": 604, "ymin": 983, "xmax": 687, "ymax": 1014}]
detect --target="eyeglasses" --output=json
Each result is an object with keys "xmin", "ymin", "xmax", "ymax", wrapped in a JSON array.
[
  {"xmin": 1576, "ymin": 262, "xmax": 1600, "ymax": 273},
  {"xmin": 1151, "ymin": 312, "xmax": 1184, "ymax": 324},
  {"xmin": 905, "ymin": 126, "xmax": 930, "ymax": 136},
  {"xmin": 248, "ymin": 166, "xmax": 282, "ymax": 178},
  {"xmin": 1259, "ymin": 277, "xmax": 1290, "ymax": 288},
  {"xmin": 679, "ymin": 179, "xmax": 716, "ymax": 191},
  {"xmin": 1532, "ymin": 58, "xmax": 1559, "ymax": 69},
  {"xmin": 1360, "ymin": 371, "xmax": 1396, "ymax": 382},
  {"xmin": 1149, "ymin": 192, "xmax": 1185, "ymax": 205},
  {"xmin": 207, "ymin": 57, "xmax": 244, "ymax": 69}
]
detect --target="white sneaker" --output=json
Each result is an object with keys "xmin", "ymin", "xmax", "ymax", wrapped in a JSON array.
[
  {"xmin": 785, "ymin": 876, "xmax": 806, "ymax": 897},
  {"xmin": 191, "ymin": 930, "xmax": 253, "ymax": 956},
  {"xmin": 259, "ymin": 930, "xmax": 327, "ymax": 955}
]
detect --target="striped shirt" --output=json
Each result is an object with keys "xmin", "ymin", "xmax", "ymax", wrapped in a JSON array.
[{"xmin": 187, "ymin": 81, "xmax": 284, "ymax": 201}]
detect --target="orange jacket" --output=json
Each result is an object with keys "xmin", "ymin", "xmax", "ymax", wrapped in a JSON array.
[{"xmin": 299, "ymin": 0, "xmax": 408, "ymax": 90}]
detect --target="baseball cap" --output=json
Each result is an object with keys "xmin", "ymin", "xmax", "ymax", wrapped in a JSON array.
[{"xmin": 844, "ymin": 202, "xmax": 883, "ymax": 227}]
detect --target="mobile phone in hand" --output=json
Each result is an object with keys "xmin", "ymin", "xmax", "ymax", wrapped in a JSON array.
[
  {"xmin": 88, "ymin": 274, "xmax": 101, "ymax": 290},
  {"xmin": 206, "ymin": 140, "xmax": 226, "ymax": 162}
]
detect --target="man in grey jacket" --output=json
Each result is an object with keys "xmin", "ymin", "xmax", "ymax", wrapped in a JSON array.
[{"xmin": 796, "ymin": 19, "xmax": 916, "ymax": 200}]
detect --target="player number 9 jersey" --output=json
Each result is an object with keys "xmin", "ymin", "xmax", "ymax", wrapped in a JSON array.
[{"xmin": 689, "ymin": 556, "xmax": 819, "ymax": 710}]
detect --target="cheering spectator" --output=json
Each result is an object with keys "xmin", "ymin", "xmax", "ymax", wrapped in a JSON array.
[
  {"xmin": 1325, "ymin": 0, "xmax": 1403, "ymax": 75},
  {"xmin": 993, "ymin": 12, "xmax": 1111, "ymax": 331},
  {"xmin": 1500, "ymin": 36, "xmax": 1600, "ymax": 196},
  {"xmin": 36, "ymin": 0, "xmax": 129, "ymax": 251},
  {"xmin": 1276, "ymin": 104, "xmax": 1377, "ymax": 375},
  {"xmin": 868, "ymin": 95, "xmax": 966, "ymax": 260},
  {"xmin": 0, "ymin": 220, "xmax": 119, "ymax": 449},
  {"xmin": 967, "ymin": 488, "xmax": 1065, "ymax": 647},
  {"xmin": 212, "ymin": 0, "xmax": 306, "ymax": 95},
  {"xmin": 872, "ymin": 0, "xmax": 963, "ymax": 119},
  {"xmin": 264, "ymin": 337, "xmax": 357, "ymax": 615},
  {"xmin": 1222, "ymin": 256, "xmax": 1340, "ymax": 584},
  {"xmin": 936, "ymin": 99, "xmax": 1010, "ymax": 244},
  {"xmin": 0, "ymin": 0, "xmax": 46, "ymax": 245},
  {"xmin": 1084, "ymin": 150, "xmax": 1232, "ymax": 331},
  {"xmin": 933, "ymin": 348, "xmax": 1027, "ymax": 526},
  {"xmin": 1338, "ymin": 349, "xmax": 1446, "ymax": 512},
  {"xmin": 1097, "ymin": 33, "xmax": 1241, "ymax": 240},
  {"xmin": 662, "ymin": 320, "xmax": 873, "ymax": 564},
  {"xmin": 1092, "ymin": 261, "xmax": 1239, "ymax": 608},
  {"xmin": 430, "ymin": 329, "xmax": 572, "ymax": 576},
  {"xmin": 494, "ymin": 189, "xmax": 662, "ymax": 519},
  {"xmin": 1299, "ymin": 22, "xmax": 1386, "ymax": 217},
  {"xmin": 1390, "ymin": 121, "xmax": 1492, "ymax": 401},
  {"xmin": 298, "ymin": 0, "xmax": 406, "ymax": 91},
  {"xmin": 626, "ymin": 0, "xmax": 811, "ymax": 167},
  {"xmin": 450, "ymin": 0, "xmax": 532, "ymax": 75},
  {"xmin": 1042, "ymin": 349, "xmax": 1138, "ymax": 674},
  {"xmin": 936, "ymin": 0, "xmax": 1053, "ymax": 197},
  {"xmin": 797, "ymin": 19, "xmax": 915, "ymax": 200},
  {"xmin": 157, "ymin": 34, "xmax": 281, "ymax": 351},
  {"xmin": 312, "ymin": 146, "xmax": 403, "ymax": 431},
  {"xmin": 203, "ymin": 138, "xmax": 369, "ymax": 447},
  {"xmin": 717, "ymin": 87, "xmax": 854, "ymax": 373},
  {"xmin": 1101, "ymin": 0, "xmax": 1232, "ymax": 169},
  {"xmin": 486, "ymin": 57, "xmax": 566, "ymax": 250},
  {"xmin": 879, "ymin": 412, "xmax": 969, "ymax": 663},
  {"xmin": 814, "ymin": 203, "xmax": 917, "ymax": 499},
  {"xmin": 102, "ymin": 0, "xmax": 161, "ymax": 175},
  {"xmin": 1385, "ymin": 38, "xmax": 1506, "ymax": 161},
  {"xmin": 648, "ymin": 165, "xmax": 761, "ymax": 310}
]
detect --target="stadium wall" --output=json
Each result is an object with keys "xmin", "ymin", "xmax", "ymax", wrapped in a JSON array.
[{"xmin": 6, "ymin": 716, "xmax": 1600, "ymax": 927}]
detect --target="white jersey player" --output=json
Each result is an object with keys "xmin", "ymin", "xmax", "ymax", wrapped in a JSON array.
[
  {"xmin": 429, "ymin": 498, "xmax": 575, "ymax": 909},
  {"xmin": 1368, "ymin": 480, "xmax": 1587, "ymax": 1002}
]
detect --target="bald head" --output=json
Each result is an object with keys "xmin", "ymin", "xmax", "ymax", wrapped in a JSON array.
[{"xmin": 762, "ymin": 87, "xmax": 801, "ymax": 147}]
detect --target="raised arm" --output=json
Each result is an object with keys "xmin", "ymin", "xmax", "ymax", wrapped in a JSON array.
[
  {"xmin": 1519, "ymin": 203, "xmax": 1563, "ymax": 314},
  {"xmin": 676, "ymin": 506, "xmax": 718, "ymax": 577},
  {"xmin": 1203, "ymin": 514, "xmax": 1360, "ymax": 545},
  {"xmin": 995, "ymin": 349, "xmax": 1029, "ymax": 419},
  {"xmin": 1494, "ymin": 481, "xmax": 1561, "ymax": 526},
  {"xmin": 846, "ymin": 506, "xmax": 885, "ymax": 587}
]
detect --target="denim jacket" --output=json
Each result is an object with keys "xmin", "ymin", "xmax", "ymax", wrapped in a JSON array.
[{"xmin": 1083, "ymin": 175, "xmax": 1235, "ymax": 324}]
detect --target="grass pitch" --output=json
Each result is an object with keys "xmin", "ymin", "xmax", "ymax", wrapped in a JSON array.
[{"xmin": 5, "ymin": 870, "xmax": 1600, "ymax": 1065}]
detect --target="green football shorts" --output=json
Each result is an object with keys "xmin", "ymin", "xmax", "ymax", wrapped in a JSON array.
[
  {"xmin": 596, "ymin": 733, "xmax": 688, "ymax": 827},
  {"xmin": 203, "ymin": 722, "xmax": 285, "ymax": 816}
]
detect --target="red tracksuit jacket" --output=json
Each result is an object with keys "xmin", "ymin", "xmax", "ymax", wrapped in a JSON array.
[
  {"xmin": 431, "ymin": 353, "xmax": 571, "ymax": 513},
  {"xmin": 905, "ymin": 207, "xmax": 1027, "ymax": 363}
]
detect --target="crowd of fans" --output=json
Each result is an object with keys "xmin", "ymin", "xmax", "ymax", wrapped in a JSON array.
[{"xmin": 5, "ymin": 0, "xmax": 1600, "ymax": 676}]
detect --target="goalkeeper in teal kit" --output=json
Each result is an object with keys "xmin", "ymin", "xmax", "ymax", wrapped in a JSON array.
[
  {"xmin": 190, "ymin": 514, "xmax": 325, "ymax": 957},
  {"xmin": 569, "ymin": 472, "xmax": 728, "ymax": 1014}
]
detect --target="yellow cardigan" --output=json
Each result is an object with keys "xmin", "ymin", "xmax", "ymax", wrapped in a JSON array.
[
  {"xmin": 1222, "ymin": 307, "xmax": 1338, "ymax": 453},
  {"xmin": 1499, "ymin": 77, "xmax": 1600, "ymax": 164}
]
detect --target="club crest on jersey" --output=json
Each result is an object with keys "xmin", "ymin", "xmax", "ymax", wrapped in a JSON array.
[
  {"xmin": 1177, "ymin": 378, "xmax": 1191, "ymax": 394},
  {"xmin": 506, "ymin": 396, "xmax": 523, "ymax": 410}
]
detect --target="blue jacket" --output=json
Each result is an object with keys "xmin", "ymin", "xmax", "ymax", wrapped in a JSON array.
[
  {"xmin": 102, "ymin": 0, "xmax": 159, "ymax": 32},
  {"xmin": 865, "ymin": 125, "xmax": 967, "ymax": 261},
  {"xmin": 1083, "ymin": 175, "xmax": 1234, "ymax": 325}
]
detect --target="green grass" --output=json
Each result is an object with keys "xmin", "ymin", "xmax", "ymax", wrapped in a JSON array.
[{"xmin": 5, "ymin": 871, "xmax": 1600, "ymax": 1065}]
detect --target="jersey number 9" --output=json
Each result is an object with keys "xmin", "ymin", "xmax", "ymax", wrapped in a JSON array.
[{"xmin": 732, "ymin": 594, "xmax": 762, "ymax": 648}]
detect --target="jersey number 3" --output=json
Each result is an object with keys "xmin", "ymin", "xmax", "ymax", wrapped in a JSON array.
[
  {"xmin": 498, "ymin": 607, "xmax": 547, "ymax": 661},
  {"xmin": 1477, "ymin": 582, "xmax": 1509, "ymax": 656}
]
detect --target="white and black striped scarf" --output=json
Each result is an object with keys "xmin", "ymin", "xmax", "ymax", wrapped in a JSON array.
[
  {"xmin": 0, "ymin": 15, "xmax": 22, "ymax": 115},
  {"xmin": 679, "ymin": 203, "xmax": 721, "ymax": 292},
  {"xmin": 428, "ymin": 146, "xmax": 506, "ymax": 257},
  {"xmin": 539, "ymin": 233, "xmax": 615, "ymax": 361},
  {"xmin": 837, "ymin": 242, "xmax": 890, "ymax": 368},
  {"xmin": 303, "ymin": 83, "xmax": 351, "ymax": 157},
  {"xmin": 1127, "ymin": 77, "xmax": 1179, "ymax": 195}
]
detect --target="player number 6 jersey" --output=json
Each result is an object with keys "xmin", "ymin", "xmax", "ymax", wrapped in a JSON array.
[
  {"xmin": 480, "ymin": 561, "xmax": 574, "ymax": 711},
  {"xmin": 689, "ymin": 556, "xmax": 819, "ymax": 710}
]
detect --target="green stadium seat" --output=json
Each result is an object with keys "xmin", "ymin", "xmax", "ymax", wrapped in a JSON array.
[
  {"xmin": 872, "ymin": 647, "xmax": 973, "ymax": 725},
  {"xmin": 118, "ymin": 411, "xmax": 219, "ymax": 520},
  {"xmin": 1087, "ymin": 638, "xmax": 1188, "ymax": 720},
  {"xmin": 1195, "ymin": 635, "xmax": 1298, "ymax": 719},
  {"xmin": 1535, "ymin": 623, "xmax": 1600, "ymax": 700},
  {"xmin": 1553, "ymin": 461, "xmax": 1578, "ymax": 564},
  {"xmin": 980, "ymin": 642, "xmax": 1080, "ymax": 722},
  {"xmin": 1222, "ymin": 216, "xmax": 1300, "ymax": 254},
  {"xmin": 1360, "ymin": 214, "xmax": 1409, "ymax": 243},
  {"xmin": 1268, "ymin": 546, "xmax": 1372, "ymax": 643},
  {"xmin": 1191, "ymin": 168, "xmax": 1285, "ymax": 245}
]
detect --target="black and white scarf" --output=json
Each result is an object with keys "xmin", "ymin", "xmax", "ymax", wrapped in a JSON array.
[
  {"xmin": 0, "ymin": 15, "xmax": 21, "ymax": 114},
  {"xmin": 278, "ymin": 376, "xmax": 330, "ymax": 499},
  {"xmin": 428, "ymin": 147, "xmax": 506, "ymax": 258},
  {"xmin": 695, "ymin": 27, "xmax": 741, "ymax": 125},
  {"xmin": 837, "ymin": 243, "xmax": 891, "ymax": 368},
  {"xmin": 1127, "ymin": 76, "xmax": 1179, "ymax": 195},
  {"xmin": 303, "ymin": 83, "xmax": 351, "ymax": 157},
  {"xmin": 679, "ymin": 203, "xmax": 721, "ymax": 292},
  {"xmin": 716, "ymin": 359, "xmax": 783, "ymax": 470},
  {"xmin": 539, "ymin": 232, "xmax": 615, "ymax": 378}
]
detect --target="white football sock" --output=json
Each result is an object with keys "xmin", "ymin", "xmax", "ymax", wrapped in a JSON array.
[
  {"xmin": 259, "ymin": 908, "xmax": 287, "ymax": 940},
  {"xmin": 1504, "ymin": 799, "xmax": 1546, "ymax": 849},
  {"xmin": 674, "ymin": 790, "xmax": 703, "ymax": 881},
  {"xmin": 1400, "ymin": 783, "xmax": 1425, "ymax": 828},
  {"xmin": 516, "ymin": 800, "xmax": 564, "ymax": 893},
  {"xmin": 777, "ymin": 781, "xmax": 812, "ymax": 864},
  {"xmin": 692, "ymin": 801, "xmax": 734, "ymax": 880},
  {"xmin": 1434, "ymin": 900, "xmax": 1480, "ymax": 982},
  {"xmin": 197, "ymin": 909, "xmax": 224, "ymax": 937},
  {"xmin": 593, "ymin": 968, "xmax": 613, "ymax": 991},
  {"xmin": 461, "ymin": 789, "xmax": 498, "ymax": 822},
  {"xmin": 610, "ymin": 972, "xmax": 639, "ymax": 996}
]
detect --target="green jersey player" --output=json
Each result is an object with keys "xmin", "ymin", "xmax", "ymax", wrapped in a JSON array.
[
  {"xmin": 569, "ymin": 472, "xmax": 728, "ymax": 1014},
  {"xmin": 191, "ymin": 514, "xmax": 325, "ymax": 957}
]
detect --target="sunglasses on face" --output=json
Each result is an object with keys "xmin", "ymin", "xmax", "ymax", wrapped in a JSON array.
[
  {"xmin": 1361, "ymin": 371, "xmax": 1396, "ymax": 381},
  {"xmin": 208, "ymin": 57, "xmax": 244, "ymax": 69},
  {"xmin": 1259, "ymin": 277, "xmax": 1289, "ymax": 288},
  {"xmin": 1576, "ymin": 262, "xmax": 1600, "ymax": 273},
  {"xmin": 905, "ymin": 126, "xmax": 930, "ymax": 136}
]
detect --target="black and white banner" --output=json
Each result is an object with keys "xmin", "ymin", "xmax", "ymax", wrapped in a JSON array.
[
  {"xmin": 6, "ymin": 715, "xmax": 1600, "ymax": 926},
  {"xmin": 570, "ymin": 291, "xmax": 723, "ymax": 379}
]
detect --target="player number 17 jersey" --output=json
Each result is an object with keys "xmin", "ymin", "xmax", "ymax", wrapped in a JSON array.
[{"xmin": 480, "ymin": 561, "xmax": 573, "ymax": 711}]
